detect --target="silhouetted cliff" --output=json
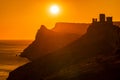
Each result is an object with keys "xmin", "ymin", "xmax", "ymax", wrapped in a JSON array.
[
  {"xmin": 20, "ymin": 22, "xmax": 120, "ymax": 61},
  {"xmin": 7, "ymin": 14, "xmax": 120, "ymax": 80},
  {"xmin": 20, "ymin": 24, "xmax": 89, "ymax": 60},
  {"xmin": 52, "ymin": 22, "xmax": 89, "ymax": 35}
]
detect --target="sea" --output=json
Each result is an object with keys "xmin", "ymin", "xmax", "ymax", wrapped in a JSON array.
[{"xmin": 0, "ymin": 40, "xmax": 32, "ymax": 80}]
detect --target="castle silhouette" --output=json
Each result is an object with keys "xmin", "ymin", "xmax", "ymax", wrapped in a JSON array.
[{"xmin": 92, "ymin": 14, "xmax": 113, "ymax": 24}]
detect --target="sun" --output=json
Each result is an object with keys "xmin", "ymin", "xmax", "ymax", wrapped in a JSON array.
[{"xmin": 50, "ymin": 5, "xmax": 60, "ymax": 15}]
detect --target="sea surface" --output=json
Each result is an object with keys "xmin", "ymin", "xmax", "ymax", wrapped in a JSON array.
[{"xmin": 0, "ymin": 40, "xmax": 32, "ymax": 80}]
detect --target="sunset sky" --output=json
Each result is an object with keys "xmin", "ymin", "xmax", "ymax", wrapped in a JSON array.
[{"xmin": 0, "ymin": 0, "xmax": 120, "ymax": 40}]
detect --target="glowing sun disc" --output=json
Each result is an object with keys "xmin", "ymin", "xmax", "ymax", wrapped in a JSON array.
[{"xmin": 50, "ymin": 5, "xmax": 60, "ymax": 14}]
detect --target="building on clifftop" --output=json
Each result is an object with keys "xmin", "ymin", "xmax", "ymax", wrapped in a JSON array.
[{"xmin": 92, "ymin": 14, "xmax": 113, "ymax": 25}]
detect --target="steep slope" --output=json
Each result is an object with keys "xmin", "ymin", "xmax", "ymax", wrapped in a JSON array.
[
  {"xmin": 20, "ymin": 22, "xmax": 120, "ymax": 61},
  {"xmin": 20, "ymin": 25, "xmax": 81, "ymax": 60},
  {"xmin": 7, "ymin": 21, "xmax": 120, "ymax": 80}
]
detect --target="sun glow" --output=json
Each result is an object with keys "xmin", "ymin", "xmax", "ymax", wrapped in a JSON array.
[{"xmin": 50, "ymin": 5, "xmax": 60, "ymax": 15}]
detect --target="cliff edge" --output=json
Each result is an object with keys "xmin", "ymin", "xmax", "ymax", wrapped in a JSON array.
[
  {"xmin": 7, "ymin": 14, "xmax": 120, "ymax": 80},
  {"xmin": 20, "ymin": 24, "xmax": 89, "ymax": 60}
]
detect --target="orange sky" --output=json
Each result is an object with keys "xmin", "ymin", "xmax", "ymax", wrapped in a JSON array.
[{"xmin": 0, "ymin": 0, "xmax": 120, "ymax": 40}]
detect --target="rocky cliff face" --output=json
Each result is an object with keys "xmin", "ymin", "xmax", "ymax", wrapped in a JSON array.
[
  {"xmin": 20, "ymin": 23, "xmax": 89, "ymax": 61},
  {"xmin": 20, "ymin": 22, "xmax": 120, "ymax": 61},
  {"xmin": 7, "ymin": 21, "xmax": 120, "ymax": 80}
]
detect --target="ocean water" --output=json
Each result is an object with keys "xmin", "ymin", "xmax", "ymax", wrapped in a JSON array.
[{"xmin": 0, "ymin": 40, "xmax": 32, "ymax": 80}]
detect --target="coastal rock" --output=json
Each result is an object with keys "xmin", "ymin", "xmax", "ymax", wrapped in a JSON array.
[
  {"xmin": 20, "ymin": 24, "xmax": 89, "ymax": 60},
  {"xmin": 7, "ymin": 14, "xmax": 120, "ymax": 80}
]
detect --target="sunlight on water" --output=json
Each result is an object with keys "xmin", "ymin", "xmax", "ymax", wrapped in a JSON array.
[
  {"xmin": 0, "ymin": 72, "xmax": 8, "ymax": 80},
  {"xmin": 0, "ymin": 65, "xmax": 18, "ymax": 71},
  {"xmin": 0, "ymin": 64, "xmax": 27, "ymax": 80},
  {"xmin": 0, "ymin": 40, "xmax": 32, "ymax": 80}
]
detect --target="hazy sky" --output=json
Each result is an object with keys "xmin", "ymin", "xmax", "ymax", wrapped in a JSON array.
[{"xmin": 0, "ymin": 0, "xmax": 120, "ymax": 40}]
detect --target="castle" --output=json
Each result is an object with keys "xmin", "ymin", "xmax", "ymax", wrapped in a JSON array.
[{"xmin": 92, "ymin": 14, "xmax": 113, "ymax": 24}]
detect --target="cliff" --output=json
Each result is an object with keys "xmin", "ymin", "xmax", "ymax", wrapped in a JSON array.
[
  {"xmin": 7, "ymin": 14, "xmax": 120, "ymax": 80},
  {"xmin": 7, "ymin": 19, "xmax": 120, "ymax": 80},
  {"xmin": 20, "ymin": 23, "xmax": 89, "ymax": 60},
  {"xmin": 20, "ymin": 22, "xmax": 120, "ymax": 61},
  {"xmin": 52, "ymin": 22, "xmax": 89, "ymax": 35}
]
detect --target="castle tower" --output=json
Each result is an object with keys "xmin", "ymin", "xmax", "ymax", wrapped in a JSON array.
[
  {"xmin": 92, "ymin": 18, "xmax": 97, "ymax": 23},
  {"xmin": 106, "ymin": 17, "xmax": 113, "ymax": 24},
  {"xmin": 100, "ymin": 14, "xmax": 105, "ymax": 23}
]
